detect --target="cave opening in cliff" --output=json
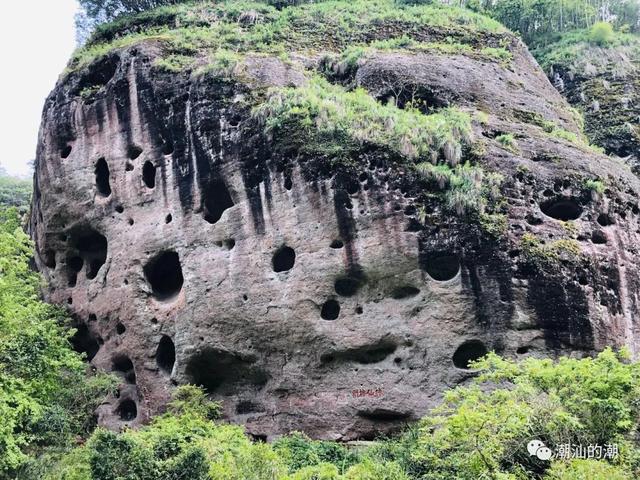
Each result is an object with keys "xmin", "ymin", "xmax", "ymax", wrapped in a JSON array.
[
  {"xmin": 142, "ymin": 161, "xmax": 156, "ymax": 189},
  {"xmin": 95, "ymin": 157, "xmax": 112, "ymax": 197},
  {"xmin": 112, "ymin": 354, "xmax": 136, "ymax": 384},
  {"xmin": 425, "ymin": 252, "xmax": 460, "ymax": 281},
  {"xmin": 73, "ymin": 228, "xmax": 108, "ymax": 280},
  {"xmin": 185, "ymin": 348, "xmax": 266, "ymax": 394},
  {"xmin": 202, "ymin": 178, "xmax": 234, "ymax": 224},
  {"xmin": 272, "ymin": 245, "xmax": 296, "ymax": 272},
  {"xmin": 592, "ymin": 230, "xmax": 607, "ymax": 244},
  {"xmin": 321, "ymin": 299, "xmax": 341, "ymax": 320},
  {"xmin": 116, "ymin": 399, "xmax": 137, "ymax": 421},
  {"xmin": 156, "ymin": 335, "xmax": 176, "ymax": 374},
  {"xmin": 452, "ymin": 340, "xmax": 488, "ymax": 369},
  {"xmin": 143, "ymin": 251, "xmax": 184, "ymax": 301},
  {"xmin": 540, "ymin": 197, "xmax": 582, "ymax": 221},
  {"xmin": 330, "ymin": 240, "xmax": 344, "ymax": 249},
  {"xmin": 70, "ymin": 323, "xmax": 100, "ymax": 361}
]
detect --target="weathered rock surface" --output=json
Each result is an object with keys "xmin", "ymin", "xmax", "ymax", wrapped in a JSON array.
[
  {"xmin": 542, "ymin": 43, "xmax": 640, "ymax": 171},
  {"xmin": 31, "ymin": 4, "xmax": 640, "ymax": 441}
]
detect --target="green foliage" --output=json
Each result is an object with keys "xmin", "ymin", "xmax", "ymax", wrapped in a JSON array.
[
  {"xmin": 273, "ymin": 432, "xmax": 358, "ymax": 474},
  {"xmin": 0, "ymin": 174, "xmax": 31, "ymax": 215},
  {"xmin": 255, "ymin": 76, "xmax": 472, "ymax": 166},
  {"xmin": 496, "ymin": 133, "xmax": 518, "ymax": 152},
  {"xmin": 543, "ymin": 459, "xmax": 631, "ymax": 479},
  {"xmin": 590, "ymin": 21, "xmax": 615, "ymax": 46},
  {"xmin": 584, "ymin": 179, "xmax": 605, "ymax": 195},
  {"xmin": 0, "ymin": 207, "xmax": 115, "ymax": 476},
  {"xmin": 416, "ymin": 162, "xmax": 503, "ymax": 215},
  {"xmin": 520, "ymin": 232, "xmax": 581, "ymax": 267},
  {"xmin": 70, "ymin": 0, "xmax": 507, "ymax": 73},
  {"xmin": 406, "ymin": 349, "xmax": 640, "ymax": 479}
]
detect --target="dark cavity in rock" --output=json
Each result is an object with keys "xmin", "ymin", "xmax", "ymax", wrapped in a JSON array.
[
  {"xmin": 116, "ymin": 399, "xmax": 137, "ymax": 421},
  {"xmin": 203, "ymin": 178, "xmax": 234, "ymax": 224},
  {"xmin": 144, "ymin": 251, "xmax": 184, "ymax": 301},
  {"xmin": 321, "ymin": 299, "xmax": 340, "ymax": 320},
  {"xmin": 142, "ymin": 161, "xmax": 156, "ymax": 189},
  {"xmin": 156, "ymin": 335, "xmax": 176, "ymax": 374},
  {"xmin": 272, "ymin": 246, "xmax": 296, "ymax": 272},
  {"xmin": 540, "ymin": 197, "xmax": 582, "ymax": 221},
  {"xmin": 95, "ymin": 158, "xmax": 112, "ymax": 197},
  {"xmin": 452, "ymin": 340, "xmax": 488, "ymax": 369},
  {"xmin": 424, "ymin": 252, "xmax": 460, "ymax": 281}
]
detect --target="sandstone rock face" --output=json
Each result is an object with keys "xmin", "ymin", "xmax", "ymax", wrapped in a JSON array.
[
  {"xmin": 543, "ymin": 44, "xmax": 640, "ymax": 171},
  {"xmin": 31, "ymin": 4, "xmax": 640, "ymax": 440}
]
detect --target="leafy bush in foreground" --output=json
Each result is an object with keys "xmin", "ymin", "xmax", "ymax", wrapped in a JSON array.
[{"xmin": 0, "ymin": 207, "xmax": 115, "ymax": 478}]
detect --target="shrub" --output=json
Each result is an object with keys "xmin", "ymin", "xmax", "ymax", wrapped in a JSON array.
[{"xmin": 590, "ymin": 22, "xmax": 615, "ymax": 46}]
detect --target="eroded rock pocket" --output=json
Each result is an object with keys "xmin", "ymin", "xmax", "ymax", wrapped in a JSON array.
[
  {"xmin": 452, "ymin": 340, "xmax": 488, "ymax": 369},
  {"xmin": 143, "ymin": 251, "xmax": 184, "ymax": 301},
  {"xmin": 156, "ymin": 335, "xmax": 176, "ymax": 375},
  {"xmin": 65, "ymin": 226, "xmax": 108, "ymax": 285},
  {"xmin": 540, "ymin": 197, "xmax": 582, "ymax": 221},
  {"xmin": 272, "ymin": 245, "xmax": 296, "ymax": 272},
  {"xmin": 321, "ymin": 340, "xmax": 397, "ymax": 365},
  {"xmin": 202, "ymin": 178, "xmax": 234, "ymax": 224},
  {"xmin": 185, "ymin": 348, "xmax": 267, "ymax": 394},
  {"xmin": 95, "ymin": 158, "xmax": 112, "ymax": 197},
  {"xmin": 424, "ymin": 252, "xmax": 460, "ymax": 281},
  {"xmin": 112, "ymin": 354, "xmax": 136, "ymax": 384}
]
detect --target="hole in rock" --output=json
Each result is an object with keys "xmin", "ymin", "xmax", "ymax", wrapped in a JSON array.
[
  {"xmin": 67, "ymin": 297, "xmax": 73, "ymax": 305},
  {"xmin": 540, "ymin": 197, "xmax": 582, "ymax": 221},
  {"xmin": 95, "ymin": 158, "xmax": 112, "ymax": 197},
  {"xmin": 358, "ymin": 409, "xmax": 410, "ymax": 422},
  {"xmin": 516, "ymin": 346, "xmax": 530, "ymax": 355},
  {"xmin": 43, "ymin": 249, "xmax": 56, "ymax": 269},
  {"xmin": 592, "ymin": 230, "xmax": 607, "ymax": 244},
  {"xmin": 125, "ymin": 162, "xmax": 134, "ymax": 172},
  {"xmin": 185, "ymin": 348, "xmax": 267, "ymax": 394},
  {"xmin": 202, "ymin": 178, "xmax": 234, "ymax": 224},
  {"xmin": 236, "ymin": 400, "xmax": 264, "ymax": 415},
  {"xmin": 156, "ymin": 335, "xmax": 176, "ymax": 374},
  {"xmin": 525, "ymin": 214, "xmax": 543, "ymax": 226},
  {"xmin": 330, "ymin": 240, "xmax": 344, "ymax": 249},
  {"xmin": 165, "ymin": 214, "xmax": 172, "ymax": 224},
  {"xmin": 128, "ymin": 145, "xmax": 143, "ymax": 160},
  {"xmin": 597, "ymin": 213, "xmax": 615, "ymax": 226},
  {"xmin": 68, "ymin": 272, "xmax": 78, "ymax": 287},
  {"xmin": 116, "ymin": 399, "xmax": 137, "ymax": 421},
  {"xmin": 61, "ymin": 145, "xmax": 72, "ymax": 159},
  {"xmin": 162, "ymin": 140, "xmax": 174, "ymax": 155},
  {"xmin": 142, "ymin": 161, "xmax": 156, "ymax": 189},
  {"xmin": 116, "ymin": 323, "xmax": 126, "ymax": 335},
  {"xmin": 342, "ymin": 341, "xmax": 397, "ymax": 364},
  {"xmin": 452, "ymin": 340, "xmax": 488, "ymax": 369},
  {"xmin": 115, "ymin": 205, "xmax": 124, "ymax": 214},
  {"xmin": 272, "ymin": 246, "xmax": 296, "ymax": 272},
  {"xmin": 112, "ymin": 354, "xmax": 136, "ymax": 384},
  {"xmin": 68, "ymin": 256, "xmax": 84, "ymax": 272},
  {"xmin": 321, "ymin": 299, "xmax": 340, "ymax": 320},
  {"xmin": 391, "ymin": 286, "xmax": 420, "ymax": 299},
  {"xmin": 284, "ymin": 174, "xmax": 293, "ymax": 191},
  {"xmin": 356, "ymin": 306, "xmax": 363, "ymax": 315},
  {"xmin": 335, "ymin": 276, "xmax": 362, "ymax": 297},
  {"xmin": 143, "ymin": 251, "xmax": 184, "ymax": 301},
  {"xmin": 128, "ymin": 218, "xmax": 134, "ymax": 226},
  {"xmin": 424, "ymin": 252, "xmax": 460, "ymax": 281},
  {"xmin": 71, "ymin": 323, "xmax": 100, "ymax": 361},
  {"xmin": 72, "ymin": 228, "xmax": 108, "ymax": 280}
]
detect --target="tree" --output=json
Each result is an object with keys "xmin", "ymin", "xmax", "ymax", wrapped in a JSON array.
[{"xmin": 79, "ymin": 0, "xmax": 187, "ymax": 22}]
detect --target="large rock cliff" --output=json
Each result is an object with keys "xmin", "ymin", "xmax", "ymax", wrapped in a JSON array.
[{"xmin": 31, "ymin": 0, "xmax": 640, "ymax": 440}]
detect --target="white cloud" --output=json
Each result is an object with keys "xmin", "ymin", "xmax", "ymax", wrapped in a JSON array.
[{"xmin": 0, "ymin": 1, "xmax": 79, "ymax": 176}]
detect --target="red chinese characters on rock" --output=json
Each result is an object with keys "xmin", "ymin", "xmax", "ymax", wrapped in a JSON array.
[{"xmin": 352, "ymin": 387, "xmax": 384, "ymax": 398}]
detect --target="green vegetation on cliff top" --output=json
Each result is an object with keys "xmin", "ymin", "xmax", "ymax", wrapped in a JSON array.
[{"xmin": 69, "ymin": 0, "xmax": 509, "ymax": 73}]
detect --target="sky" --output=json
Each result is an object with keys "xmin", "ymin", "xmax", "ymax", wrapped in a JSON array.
[{"xmin": 0, "ymin": 1, "xmax": 79, "ymax": 177}]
